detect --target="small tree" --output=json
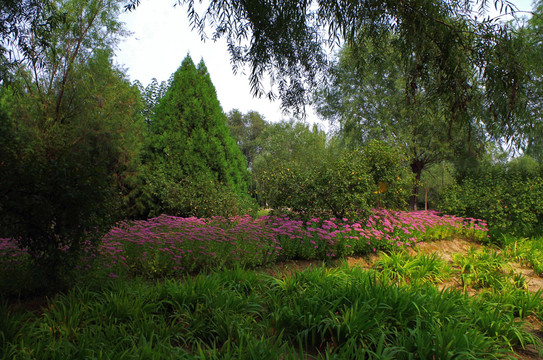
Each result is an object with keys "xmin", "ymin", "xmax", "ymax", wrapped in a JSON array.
[{"xmin": 254, "ymin": 126, "xmax": 410, "ymax": 219}]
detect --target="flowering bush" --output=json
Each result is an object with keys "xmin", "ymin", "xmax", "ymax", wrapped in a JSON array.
[
  {"xmin": 95, "ymin": 210, "xmax": 487, "ymax": 277},
  {"xmin": 274, "ymin": 209, "xmax": 488, "ymax": 259},
  {"xmin": 96, "ymin": 215, "xmax": 282, "ymax": 277},
  {"xmin": 1, "ymin": 210, "xmax": 489, "ymax": 279}
]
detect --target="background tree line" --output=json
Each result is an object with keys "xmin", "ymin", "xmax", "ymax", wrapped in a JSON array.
[{"xmin": 0, "ymin": 0, "xmax": 541, "ymax": 290}]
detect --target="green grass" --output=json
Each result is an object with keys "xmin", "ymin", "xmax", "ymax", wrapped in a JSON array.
[
  {"xmin": 502, "ymin": 235, "xmax": 543, "ymax": 275},
  {"xmin": 374, "ymin": 251, "xmax": 453, "ymax": 285},
  {"xmin": 1, "ymin": 264, "xmax": 542, "ymax": 359},
  {"xmin": 2, "ymin": 221, "xmax": 543, "ymax": 359}
]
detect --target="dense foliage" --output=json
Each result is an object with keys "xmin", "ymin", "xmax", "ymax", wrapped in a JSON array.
[
  {"xmin": 2, "ymin": 215, "xmax": 542, "ymax": 358},
  {"xmin": 133, "ymin": 56, "xmax": 256, "ymax": 219},
  {"xmin": 314, "ymin": 35, "xmax": 487, "ymax": 210},
  {"xmin": 125, "ymin": 0, "xmax": 526, "ymax": 126},
  {"xmin": 3, "ymin": 264, "xmax": 541, "ymax": 359},
  {"xmin": 226, "ymin": 109, "xmax": 268, "ymax": 170},
  {"xmin": 0, "ymin": 0, "xmax": 142, "ymax": 286},
  {"xmin": 256, "ymin": 138, "xmax": 411, "ymax": 220},
  {"xmin": 439, "ymin": 156, "xmax": 543, "ymax": 237}
]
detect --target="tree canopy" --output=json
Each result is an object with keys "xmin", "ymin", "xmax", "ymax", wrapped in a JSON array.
[
  {"xmin": 123, "ymin": 0, "xmax": 525, "ymax": 127},
  {"xmin": 0, "ymin": 0, "xmax": 142, "ymax": 285},
  {"xmin": 313, "ymin": 27, "xmax": 489, "ymax": 208},
  {"xmin": 137, "ymin": 55, "xmax": 254, "ymax": 218},
  {"xmin": 226, "ymin": 109, "xmax": 268, "ymax": 170},
  {"xmin": 515, "ymin": 0, "xmax": 543, "ymax": 157}
]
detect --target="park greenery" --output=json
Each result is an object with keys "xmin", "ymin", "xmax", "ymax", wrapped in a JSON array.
[{"xmin": 1, "ymin": 0, "xmax": 543, "ymax": 358}]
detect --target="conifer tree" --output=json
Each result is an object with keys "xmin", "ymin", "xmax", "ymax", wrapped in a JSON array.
[{"xmin": 139, "ymin": 55, "xmax": 253, "ymax": 217}]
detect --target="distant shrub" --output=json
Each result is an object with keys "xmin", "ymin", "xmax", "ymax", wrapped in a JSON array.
[
  {"xmin": 439, "ymin": 157, "xmax": 543, "ymax": 237},
  {"xmin": 264, "ymin": 141, "xmax": 411, "ymax": 220}
]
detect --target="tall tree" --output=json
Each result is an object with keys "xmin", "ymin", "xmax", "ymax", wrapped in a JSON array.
[
  {"xmin": 514, "ymin": 0, "xmax": 543, "ymax": 159},
  {"xmin": 134, "ymin": 76, "xmax": 172, "ymax": 124},
  {"xmin": 314, "ymin": 27, "xmax": 488, "ymax": 209},
  {"xmin": 226, "ymin": 109, "xmax": 268, "ymax": 169},
  {"xmin": 0, "ymin": 0, "xmax": 142, "ymax": 286},
  {"xmin": 140, "ymin": 55, "xmax": 253, "ymax": 218},
  {"xmin": 124, "ymin": 0, "xmax": 524, "ymax": 135}
]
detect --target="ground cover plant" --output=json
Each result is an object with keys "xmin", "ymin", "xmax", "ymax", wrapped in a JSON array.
[
  {"xmin": 1, "ymin": 211, "xmax": 542, "ymax": 359},
  {"xmin": 92, "ymin": 209, "xmax": 488, "ymax": 278},
  {"xmin": 1, "ymin": 265, "xmax": 541, "ymax": 359},
  {"xmin": 1, "ymin": 209, "xmax": 486, "ymax": 281},
  {"xmin": 502, "ymin": 235, "xmax": 543, "ymax": 275}
]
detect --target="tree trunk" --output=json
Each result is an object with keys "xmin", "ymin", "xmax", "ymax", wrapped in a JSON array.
[{"xmin": 410, "ymin": 159, "xmax": 424, "ymax": 211}]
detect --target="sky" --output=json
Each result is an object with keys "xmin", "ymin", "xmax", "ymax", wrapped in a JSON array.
[{"xmin": 114, "ymin": 0, "xmax": 535, "ymax": 129}]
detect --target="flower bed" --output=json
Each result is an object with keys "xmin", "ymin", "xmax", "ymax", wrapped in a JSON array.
[{"xmin": 0, "ymin": 210, "xmax": 489, "ymax": 278}]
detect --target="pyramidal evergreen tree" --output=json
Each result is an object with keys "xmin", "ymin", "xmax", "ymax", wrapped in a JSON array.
[{"xmin": 138, "ymin": 55, "xmax": 255, "ymax": 218}]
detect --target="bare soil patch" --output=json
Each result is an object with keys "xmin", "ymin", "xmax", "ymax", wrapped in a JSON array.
[{"xmin": 406, "ymin": 238, "xmax": 482, "ymax": 262}]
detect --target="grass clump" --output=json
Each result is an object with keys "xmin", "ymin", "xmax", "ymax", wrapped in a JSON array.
[
  {"xmin": 1, "ymin": 266, "xmax": 540, "ymax": 359},
  {"xmin": 374, "ymin": 251, "xmax": 453, "ymax": 285},
  {"xmin": 502, "ymin": 235, "xmax": 543, "ymax": 275}
]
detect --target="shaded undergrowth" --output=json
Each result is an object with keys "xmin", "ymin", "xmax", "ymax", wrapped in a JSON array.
[{"xmin": 1, "ymin": 263, "xmax": 542, "ymax": 359}]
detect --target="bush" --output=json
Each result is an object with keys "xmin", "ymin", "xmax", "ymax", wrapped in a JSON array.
[
  {"xmin": 439, "ymin": 157, "xmax": 543, "ymax": 237},
  {"xmin": 263, "ymin": 141, "xmax": 411, "ymax": 220},
  {"xmin": 0, "ymin": 52, "xmax": 142, "ymax": 288},
  {"xmin": 136, "ymin": 171, "xmax": 258, "ymax": 218}
]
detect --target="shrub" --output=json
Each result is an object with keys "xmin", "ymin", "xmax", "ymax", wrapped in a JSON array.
[
  {"xmin": 0, "ymin": 51, "xmax": 142, "ymax": 288},
  {"xmin": 264, "ymin": 141, "xmax": 411, "ymax": 221},
  {"xmin": 439, "ymin": 158, "xmax": 543, "ymax": 237},
  {"xmin": 139, "ymin": 172, "xmax": 258, "ymax": 219}
]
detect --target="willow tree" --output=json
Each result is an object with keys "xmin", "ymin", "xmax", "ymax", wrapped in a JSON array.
[
  {"xmin": 514, "ymin": 0, "xmax": 543, "ymax": 159},
  {"xmin": 313, "ymin": 25, "xmax": 488, "ymax": 209},
  {"xmin": 124, "ymin": 0, "xmax": 527, "ymax": 144}
]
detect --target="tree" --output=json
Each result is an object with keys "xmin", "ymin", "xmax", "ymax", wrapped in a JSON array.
[
  {"xmin": 439, "ymin": 155, "xmax": 543, "ymax": 237},
  {"xmin": 513, "ymin": 0, "xmax": 543, "ymax": 159},
  {"xmin": 252, "ymin": 122, "xmax": 410, "ymax": 218},
  {"xmin": 253, "ymin": 119, "xmax": 330, "ymax": 174},
  {"xmin": 124, "ymin": 0, "xmax": 525, "ymax": 134},
  {"xmin": 226, "ymin": 109, "xmax": 268, "ymax": 170},
  {"xmin": 134, "ymin": 77, "xmax": 172, "ymax": 124},
  {"xmin": 138, "ymin": 55, "xmax": 254, "ymax": 218},
  {"xmin": 0, "ymin": 0, "xmax": 142, "ymax": 287},
  {"xmin": 252, "ymin": 119, "xmax": 332, "ymax": 211},
  {"xmin": 0, "ymin": 0, "xmax": 59, "ymax": 80},
  {"xmin": 314, "ymin": 31, "xmax": 488, "ymax": 209}
]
